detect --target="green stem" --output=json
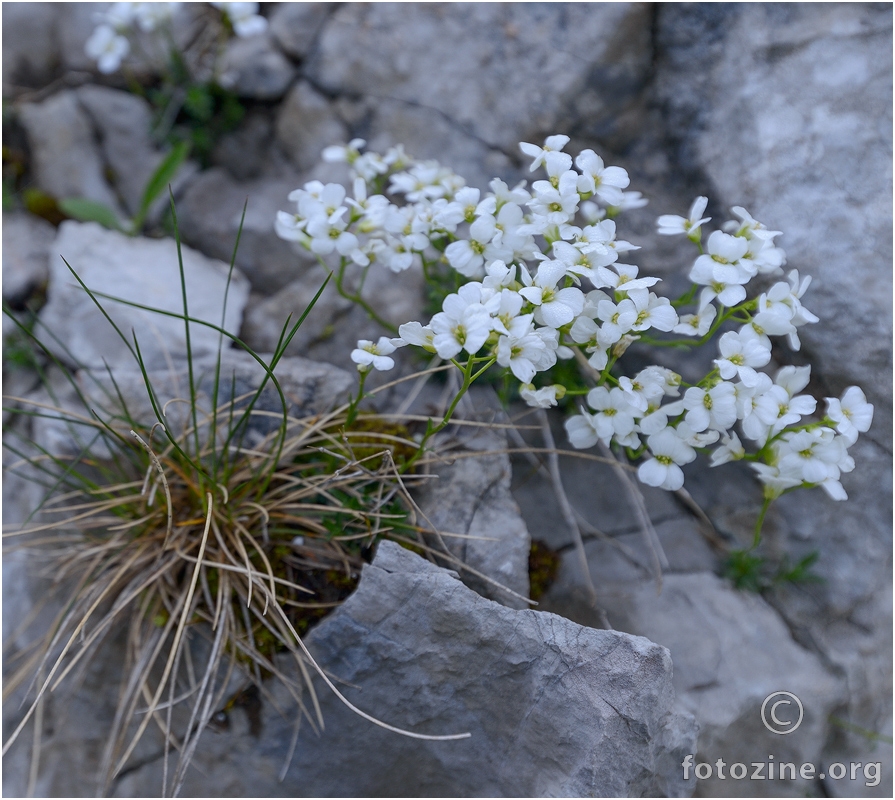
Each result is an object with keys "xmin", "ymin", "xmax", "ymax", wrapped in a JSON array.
[
  {"xmin": 402, "ymin": 355, "xmax": 496, "ymax": 472},
  {"xmin": 346, "ymin": 369, "xmax": 368, "ymax": 426},
  {"xmin": 751, "ymin": 496, "xmax": 772, "ymax": 549},
  {"xmin": 332, "ymin": 257, "xmax": 398, "ymax": 334}
]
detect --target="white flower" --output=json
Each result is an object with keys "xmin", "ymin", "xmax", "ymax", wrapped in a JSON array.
[
  {"xmin": 85, "ymin": 24, "xmax": 130, "ymax": 74},
  {"xmin": 638, "ymin": 397, "xmax": 685, "ymax": 436},
  {"xmin": 497, "ymin": 314, "xmax": 551, "ymax": 383},
  {"xmin": 734, "ymin": 374, "xmax": 774, "ymax": 442},
  {"xmin": 776, "ymin": 429, "xmax": 848, "ymax": 485},
  {"xmin": 753, "ymin": 384, "xmax": 817, "ymax": 436},
  {"xmin": 213, "ymin": 2, "xmax": 268, "ymax": 37},
  {"xmin": 584, "ymin": 386, "xmax": 637, "ymax": 445},
  {"xmin": 133, "ymin": 2, "xmax": 176, "ymax": 32},
  {"xmin": 657, "ymin": 196, "xmax": 711, "ymax": 238},
  {"xmin": 689, "ymin": 230, "xmax": 753, "ymax": 307},
  {"xmin": 673, "ymin": 302, "xmax": 716, "ymax": 337},
  {"xmin": 445, "ymin": 215, "xmax": 507, "ymax": 278},
  {"xmin": 638, "ymin": 428, "xmax": 697, "ymax": 491},
  {"xmin": 519, "ymin": 135, "xmax": 570, "ymax": 172},
  {"xmin": 714, "ymin": 329, "xmax": 771, "ymax": 387},
  {"xmin": 594, "ymin": 263, "xmax": 660, "ymax": 294},
  {"xmin": 351, "ymin": 337, "xmax": 397, "ymax": 372},
  {"xmin": 306, "ymin": 209, "xmax": 358, "ymax": 256},
  {"xmin": 520, "ymin": 384, "xmax": 564, "ymax": 408},
  {"xmin": 528, "ymin": 170, "xmax": 580, "ymax": 226},
  {"xmin": 566, "ymin": 412, "xmax": 600, "ymax": 450},
  {"xmin": 626, "ymin": 290, "xmax": 678, "ymax": 333},
  {"xmin": 618, "ymin": 368, "xmax": 667, "ymax": 414},
  {"xmin": 430, "ymin": 288, "xmax": 492, "ymax": 359},
  {"xmin": 750, "ymin": 462, "xmax": 805, "ymax": 498},
  {"xmin": 826, "ymin": 386, "xmax": 873, "ymax": 444},
  {"xmin": 710, "ymin": 431, "xmax": 745, "ymax": 467},
  {"xmin": 323, "ymin": 138, "xmax": 367, "ymax": 165},
  {"xmin": 614, "ymin": 191, "xmax": 649, "ymax": 211},
  {"xmin": 682, "ymin": 382, "xmax": 737, "ymax": 433},
  {"xmin": 397, "ymin": 322, "xmax": 436, "ymax": 351},
  {"xmin": 518, "ymin": 261, "xmax": 585, "ymax": 328},
  {"xmin": 724, "ymin": 206, "xmax": 782, "ymax": 242},
  {"xmin": 575, "ymin": 150, "xmax": 630, "ymax": 206}
]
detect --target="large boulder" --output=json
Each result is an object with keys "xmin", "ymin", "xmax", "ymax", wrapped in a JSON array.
[{"xmin": 91, "ymin": 542, "xmax": 695, "ymax": 797}]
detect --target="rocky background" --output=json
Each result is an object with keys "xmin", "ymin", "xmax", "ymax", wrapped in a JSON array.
[{"xmin": 2, "ymin": 3, "xmax": 892, "ymax": 797}]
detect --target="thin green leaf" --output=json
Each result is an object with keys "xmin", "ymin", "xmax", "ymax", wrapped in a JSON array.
[
  {"xmin": 58, "ymin": 198, "xmax": 123, "ymax": 232},
  {"xmin": 132, "ymin": 141, "xmax": 191, "ymax": 232}
]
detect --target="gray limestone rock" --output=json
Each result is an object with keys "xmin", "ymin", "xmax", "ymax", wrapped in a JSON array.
[
  {"xmin": 1, "ymin": 3, "xmax": 59, "ymax": 91},
  {"xmin": 17, "ymin": 91, "xmax": 125, "ymax": 216},
  {"xmin": 269, "ymin": 2, "xmax": 334, "ymax": 60},
  {"xmin": 274, "ymin": 80, "xmax": 349, "ymax": 172},
  {"xmin": 238, "ymin": 253, "xmax": 426, "ymax": 371},
  {"xmin": 39, "ymin": 221, "xmax": 250, "ymax": 371},
  {"xmin": 75, "ymin": 85, "xmax": 198, "ymax": 222},
  {"xmin": 652, "ymin": 7, "xmax": 893, "ymax": 794},
  {"xmin": 220, "ymin": 32, "xmax": 297, "ymax": 100},
  {"xmin": 364, "ymin": 97, "xmax": 516, "ymax": 191},
  {"xmin": 106, "ymin": 542, "xmax": 698, "ymax": 797},
  {"xmin": 545, "ymin": 561, "xmax": 843, "ymax": 798},
  {"xmin": 307, "ymin": 3, "xmax": 653, "ymax": 158},
  {"xmin": 416, "ymin": 430, "xmax": 532, "ymax": 608},
  {"xmin": 2, "ymin": 212, "xmax": 55, "ymax": 305},
  {"xmin": 655, "ymin": 3, "xmax": 893, "ymax": 438},
  {"xmin": 176, "ymin": 169, "xmax": 310, "ymax": 296}
]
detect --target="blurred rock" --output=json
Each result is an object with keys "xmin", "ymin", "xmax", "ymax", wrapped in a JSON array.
[
  {"xmin": 269, "ymin": 2, "xmax": 334, "ymax": 60},
  {"xmin": 220, "ymin": 31, "xmax": 297, "ymax": 100},
  {"xmin": 176, "ymin": 169, "xmax": 309, "ymax": 295},
  {"xmin": 2, "ymin": 212, "xmax": 54, "ymax": 305},
  {"xmin": 274, "ymin": 80, "xmax": 349, "ymax": 172},
  {"xmin": 307, "ymin": 3, "xmax": 653, "ymax": 161},
  {"xmin": 2, "ymin": 3, "xmax": 59, "ymax": 91},
  {"xmin": 240, "ymin": 266, "xmax": 354, "ymax": 358},
  {"xmin": 39, "ymin": 221, "xmax": 249, "ymax": 371},
  {"xmin": 75, "ymin": 85, "xmax": 198, "ymax": 221},
  {"xmin": 56, "ymin": 2, "xmax": 112, "ymax": 74},
  {"xmin": 210, "ymin": 108, "xmax": 281, "ymax": 181},
  {"xmin": 17, "ymin": 90, "xmax": 124, "ymax": 215},
  {"xmin": 364, "ymin": 97, "xmax": 516, "ymax": 190}
]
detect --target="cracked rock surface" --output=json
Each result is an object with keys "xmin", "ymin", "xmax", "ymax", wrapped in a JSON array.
[
  {"xmin": 107, "ymin": 542, "xmax": 698, "ymax": 797},
  {"xmin": 3, "ymin": 2, "xmax": 892, "ymax": 797}
]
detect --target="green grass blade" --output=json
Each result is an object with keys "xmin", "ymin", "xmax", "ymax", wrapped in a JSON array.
[
  {"xmin": 131, "ymin": 141, "xmax": 191, "ymax": 233},
  {"xmin": 209, "ymin": 198, "xmax": 247, "ymax": 483},
  {"xmin": 167, "ymin": 190, "xmax": 202, "ymax": 469}
]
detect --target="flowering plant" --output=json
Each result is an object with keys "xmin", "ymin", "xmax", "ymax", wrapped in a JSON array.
[
  {"xmin": 276, "ymin": 135, "xmax": 872, "ymax": 543},
  {"xmin": 84, "ymin": 2, "xmax": 267, "ymax": 164}
]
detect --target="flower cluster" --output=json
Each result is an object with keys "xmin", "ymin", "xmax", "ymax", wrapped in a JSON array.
[
  {"xmin": 275, "ymin": 135, "xmax": 872, "ymax": 503},
  {"xmin": 84, "ymin": 2, "xmax": 266, "ymax": 74}
]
